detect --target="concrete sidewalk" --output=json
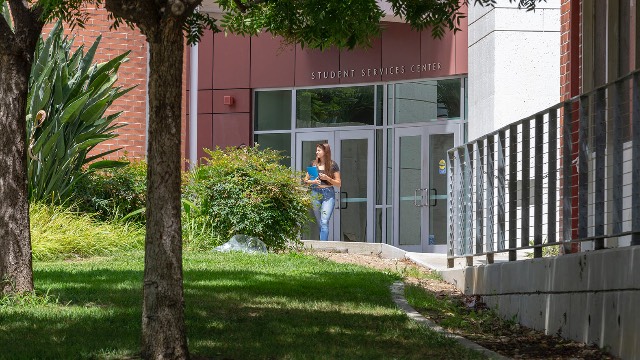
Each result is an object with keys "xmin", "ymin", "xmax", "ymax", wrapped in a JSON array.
[
  {"xmin": 302, "ymin": 240, "xmax": 530, "ymax": 272},
  {"xmin": 406, "ymin": 250, "xmax": 532, "ymax": 271}
]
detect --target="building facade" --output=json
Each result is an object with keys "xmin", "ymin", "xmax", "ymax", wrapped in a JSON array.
[
  {"xmin": 188, "ymin": 21, "xmax": 468, "ymax": 251},
  {"xmin": 60, "ymin": 2, "xmax": 560, "ymax": 253}
]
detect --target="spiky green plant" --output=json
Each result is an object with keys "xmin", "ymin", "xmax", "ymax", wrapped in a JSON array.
[
  {"xmin": 1, "ymin": 2, "xmax": 11, "ymax": 29},
  {"xmin": 26, "ymin": 21, "xmax": 132, "ymax": 202}
]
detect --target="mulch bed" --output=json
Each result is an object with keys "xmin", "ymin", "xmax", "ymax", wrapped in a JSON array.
[{"xmin": 316, "ymin": 252, "xmax": 618, "ymax": 360}]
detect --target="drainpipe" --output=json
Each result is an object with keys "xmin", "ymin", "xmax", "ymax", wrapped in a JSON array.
[{"xmin": 189, "ymin": 42, "xmax": 199, "ymax": 168}]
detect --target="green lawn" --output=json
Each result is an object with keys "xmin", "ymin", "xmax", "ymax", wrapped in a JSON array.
[{"xmin": 0, "ymin": 251, "xmax": 484, "ymax": 359}]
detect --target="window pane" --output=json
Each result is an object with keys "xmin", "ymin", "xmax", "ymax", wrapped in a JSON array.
[
  {"xmin": 376, "ymin": 129, "xmax": 383, "ymax": 205},
  {"xmin": 376, "ymin": 85, "xmax": 384, "ymax": 126},
  {"xmin": 255, "ymin": 91, "xmax": 292, "ymax": 131},
  {"xmin": 394, "ymin": 78, "xmax": 461, "ymax": 123},
  {"xmin": 254, "ymin": 133, "xmax": 291, "ymax": 167},
  {"xmin": 296, "ymin": 86, "xmax": 375, "ymax": 128},
  {"xmin": 464, "ymin": 77, "xmax": 468, "ymax": 120},
  {"xmin": 386, "ymin": 208, "xmax": 393, "ymax": 245},
  {"xmin": 386, "ymin": 128, "xmax": 393, "ymax": 205},
  {"xmin": 387, "ymin": 84, "xmax": 394, "ymax": 125}
]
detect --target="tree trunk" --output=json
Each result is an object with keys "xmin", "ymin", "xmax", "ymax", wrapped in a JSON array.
[
  {"xmin": 141, "ymin": 22, "xmax": 189, "ymax": 360},
  {"xmin": 0, "ymin": 53, "xmax": 33, "ymax": 294}
]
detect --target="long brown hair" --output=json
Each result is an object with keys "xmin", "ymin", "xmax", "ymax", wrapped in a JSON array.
[{"xmin": 313, "ymin": 143, "xmax": 334, "ymax": 178}]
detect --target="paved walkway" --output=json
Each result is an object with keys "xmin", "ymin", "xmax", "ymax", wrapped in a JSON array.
[
  {"xmin": 406, "ymin": 250, "xmax": 532, "ymax": 271},
  {"xmin": 302, "ymin": 240, "xmax": 532, "ymax": 272}
]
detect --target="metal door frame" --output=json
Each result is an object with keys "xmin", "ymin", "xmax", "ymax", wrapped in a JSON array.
[
  {"xmin": 294, "ymin": 129, "xmax": 375, "ymax": 242},
  {"xmin": 393, "ymin": 123, "xmax": 463, "ymax": 252}
]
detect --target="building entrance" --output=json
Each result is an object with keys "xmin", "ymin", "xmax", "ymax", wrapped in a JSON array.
[
  {"xmin": 393, "ymin": 123, "xmax": 463, "ymax": 252},
  {"xmin": 253, "ymin": 76, "xmax": 467, "ymax": 251},
  {"xmin": 295, "ymin": 130, "xmax": 375, "ymax": 242}
]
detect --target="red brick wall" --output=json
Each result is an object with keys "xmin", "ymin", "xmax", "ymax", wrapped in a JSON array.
[
  {"xmin": 560, "ymin": 0, "xmax": 581, "ymax": 101},
  {"xmin": 559, "ymin": 0, "xmax": 582, "ymax": 252},
  {"xmin": 560, "ymin": 0, "xmax": 582, "ymax": 101},
  {"xmin": 560, "ymin": 0, "xmax": 570, "ymax": 101},
  {"xmin": 43, "ymin": 5, "xmax": 149, "ymax": 160}
]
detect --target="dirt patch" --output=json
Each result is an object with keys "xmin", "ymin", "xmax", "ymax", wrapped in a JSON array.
[{"xmin": 313, "ymin": 251, "xmax": 617, "ymax": 360}]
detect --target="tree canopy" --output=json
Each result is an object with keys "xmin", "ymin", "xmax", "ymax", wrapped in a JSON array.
[
  {"xmin": 0, "ymin": 0, "xmax": 545, "ymax": 357},
  {"xmin": 217, "ymin": 0, "xmax": 546, "ymax": 49}
]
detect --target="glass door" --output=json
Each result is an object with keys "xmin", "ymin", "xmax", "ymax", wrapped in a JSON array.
[
  {"xmin": 296, "ymin": 132, "xmax": 333, "ymax": 241},
  {"xmin": 295, "ymin": 130, "xmax": 374, "ymax": 242},
  {"xmin": 334, "ymin": 130, "xmax": 375, "ymax": 243},
  {"xmin": 393, "ymin": 124, "xmax": 462, "ymax": 252},
  {"xmin": 394, "ymin": 128, "xmax": 423, "ymax": 252}
]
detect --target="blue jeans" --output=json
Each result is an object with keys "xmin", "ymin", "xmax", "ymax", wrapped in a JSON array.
[{"xmin": 311, "ymin": 187, "xmax": 335, "ymax": 241}]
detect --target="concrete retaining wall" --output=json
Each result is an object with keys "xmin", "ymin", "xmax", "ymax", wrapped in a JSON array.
[{"xmin": 441, "ymin": 246, "xmax": 640, "ymax": 359}]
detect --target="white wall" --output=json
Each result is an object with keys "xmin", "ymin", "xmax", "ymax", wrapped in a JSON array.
[
  {"xmin": 441, "ymin": 246, "xmax": 640, "ymax": 360},
  {"xmin": 468, "ymin": 0, "xmax": 560, "ymax": 141}
]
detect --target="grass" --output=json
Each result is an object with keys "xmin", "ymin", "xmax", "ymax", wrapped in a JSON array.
[
  {"xmin": 404, "ymin": 284, "xmax": 514, "ymax": 334},
  {"xmin": 0, "ymin": 251, "xmax": 486, "ymax": 360},
  {"xmin": 395, "ymin": 264, "xmax": 443, "ymax": 282},
  {"xmin": 30, "ymin": 202, "xmax": 145, "ymax": 261}
]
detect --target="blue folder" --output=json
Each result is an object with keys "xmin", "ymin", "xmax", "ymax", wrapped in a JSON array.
[{"xmin": 307, "ymin": 166, "xmax": 319, "ymax": 180}]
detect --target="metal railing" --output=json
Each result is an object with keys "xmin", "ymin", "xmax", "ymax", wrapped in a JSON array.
[{"xmin": 447, "ymin": 70, "xmax": 640, "ymax": 267}]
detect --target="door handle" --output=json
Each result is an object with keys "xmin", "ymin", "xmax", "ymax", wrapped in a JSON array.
[
  {"xmin": 340, "ymin": 191, "xmax": 348, "ymax": 209},
  {"xmin": 414, "ymin": 189, "xmax": 420, "ymax": 207},
  {"xmin": 429, "ymin": 188, "xmax": 437, "ymax": 207}
]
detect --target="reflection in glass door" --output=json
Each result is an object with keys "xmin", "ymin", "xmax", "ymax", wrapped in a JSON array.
[
  {"xmin": 397, "ymin": 134, "xmax": 422, "ymax": 250},
  {"xmin": 334, "ymin": 132, "xmax": 374, "ymax": 242},
  {"xmin": 393, "ymin": 124, "xmax": 461, "ymax": 252},
  {"xmin": 295, "ymin": 130, "xmax": 374, "ymax": 242},
  {"xmin": 428, "ymin": 133, "xmax": 455, "ymax": 252},
  {"xmin": 297, "ymin": 134, "xmax": 331, "ymax": 241}
]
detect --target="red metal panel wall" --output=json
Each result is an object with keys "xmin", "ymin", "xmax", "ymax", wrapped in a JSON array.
[
  {"xmin": 251, "ymin": 34, "xmax": 295, "ymax": 88},
  {"xmin": 197, "ymin": 90, "xmax": 213, "ymax": 114},
  {"xmin": 196, "ymin": 20, "xmax": 466, "ymax": 155},
  {"xmin": 213, "ymin": 32, "xmax": 251, "ymax": 89},
  {"xmin": 206, "ymin": 33, "xmax": 252, "ymax": 154},
  {"xmin": 421, "ymin": 29, "xmax": 456, "ymax": 78},
  {"xmin": 198, "ymin": 30, "xmax": 215, "ymax": 90},
  {"xmin": 212, "ymin": 89, "xmax": 251, "ymax": 114},
  {"xmin": 295, "ymin": 46, "xmax": 341, "ymax": 87},
  {"xmin": 339, "ymin": 36, "xmax": 383, "ymax": 84},
  {"xmin": 455, "ymin": 5, "xmax": 469, "ymax": 75},
  {"xmin": 212, "ymin": 113, "xmax": 251, "ymax": 149},
  {"xmin": 381, "ymin": 22, "xmax": 421, "ymax": 81},
  {"xmin": 197, "ymin": 114, "xmax": 214, "ymax": 160}
]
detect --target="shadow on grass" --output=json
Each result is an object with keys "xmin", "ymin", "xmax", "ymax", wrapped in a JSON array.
[{"xmin": 0, "ymin": 254, "xmax": 483, "ymax": 359}]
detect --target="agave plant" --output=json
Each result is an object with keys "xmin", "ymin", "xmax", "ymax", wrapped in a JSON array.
[{"xmin": 27, "ymin": 21, "xmax": 132, "ymax": 202}]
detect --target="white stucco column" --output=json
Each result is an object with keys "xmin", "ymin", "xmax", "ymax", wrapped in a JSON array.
[{"xmin": 467, "ymin": 0, "xmax": 561, "ymax": 140}]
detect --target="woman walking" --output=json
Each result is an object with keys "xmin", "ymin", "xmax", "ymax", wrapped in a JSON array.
[{"xmin": 304, "ymin": 143, "xmax": 341, "ymax": 241}]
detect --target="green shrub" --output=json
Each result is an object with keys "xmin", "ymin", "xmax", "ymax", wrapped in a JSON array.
[
  {"xmin": 30, "ymin": 203, "xmax": 145, "ymax": 261},
  {"xmin": 69, "ymin": 159, "xmax": 147, "ymax": 223},
  {"xmin": 183, "ymin": 146, "xmax": 312, "ymax": 251},
  {"xmin": 526, "ymin": 238, "xmax": 561, "ymax": 258},
  {"xmin": 27, "ymin": 21, "xmax": 131, "ymax": 202},
  {"xmin": 181, "ymin": 198, "xmax": 217, "ymax": 251}
]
